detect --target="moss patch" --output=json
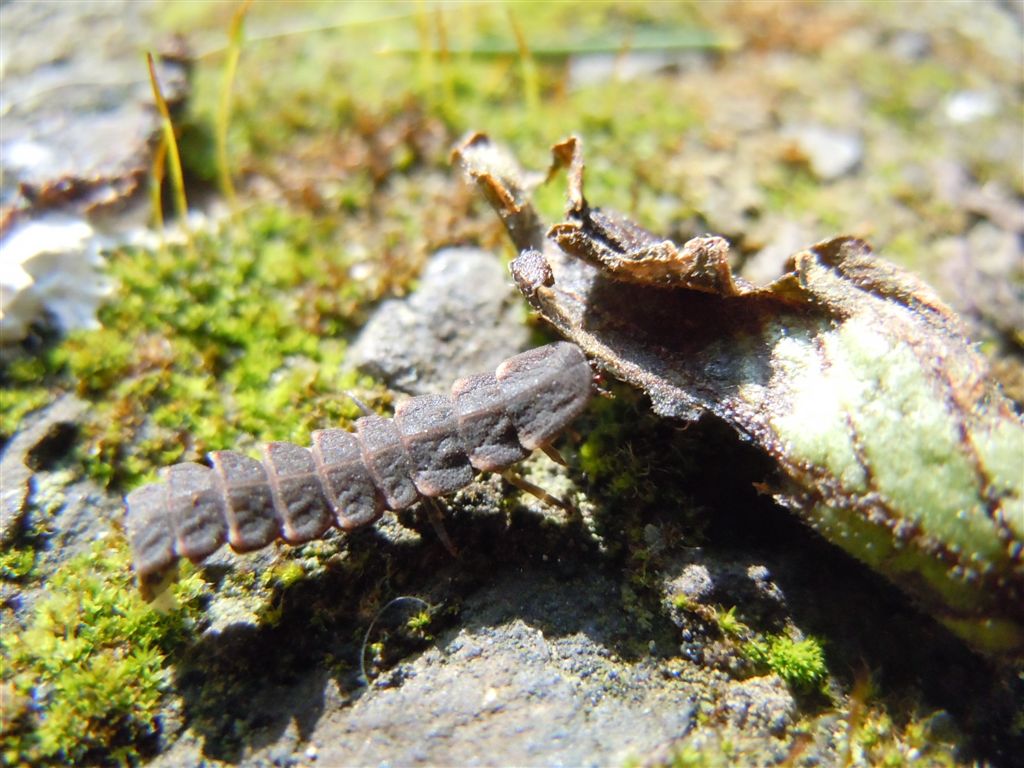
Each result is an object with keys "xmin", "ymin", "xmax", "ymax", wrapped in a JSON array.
[
  {"xmin": 744, "ymin": 634, "xmax": 827, "ymax": 693},
  {"xmin": 3, "ymin": 204, "xmax": 396, "ymax": 491},
  {"xmin": 0, "ymin": 539, "xmax": 208, "ymax": 766}
]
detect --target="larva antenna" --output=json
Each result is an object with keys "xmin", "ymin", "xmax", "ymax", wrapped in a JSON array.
[{"xmin": 346, "ymin": 392, "xmax": 375, "ymax": 417}]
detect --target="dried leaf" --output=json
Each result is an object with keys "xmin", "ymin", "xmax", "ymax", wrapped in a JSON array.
[{"xmin": 455, "ymin": 133, "xmax": 1024, "ymax": 658}]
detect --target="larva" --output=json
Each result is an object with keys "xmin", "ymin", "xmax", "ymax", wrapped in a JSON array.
[{"xmin": 125, "ymin": 342, "xmax": 593, "ymax": 583}]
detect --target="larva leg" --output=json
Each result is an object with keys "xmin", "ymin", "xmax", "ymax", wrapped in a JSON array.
[
  {"xmin": 346, "ymin": 392, "xmax": 375, "ymax": 417},
  {"xmin": 501, "ymin": 469, "xmax": 574, "ymax": 513},
  {"xmin": 425, "ymin": 497, "xmax": 459, "ymax": 557},
  {"xmin": 539, "ymin": 444, "xmax": 567, "ymax": 467}
]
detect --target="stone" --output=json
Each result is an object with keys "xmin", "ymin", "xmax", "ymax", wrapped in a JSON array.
[{"xmin": 347, "ymin": 247, "xmax": 530, "ymax": 395}]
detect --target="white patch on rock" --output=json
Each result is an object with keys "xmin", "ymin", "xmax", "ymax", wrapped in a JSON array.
[
  {"xmin": 944, "ymin": 90, "xmax": 998, "ymax": 124},
  {"xmin": 0, "ymin": 214, "xmax": 112, "ymax": 342},
  {"xmin": 781, "ymin": 124, "xmax": 864, "ymax": 181}
]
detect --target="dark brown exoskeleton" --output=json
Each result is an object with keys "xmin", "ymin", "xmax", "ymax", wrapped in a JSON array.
[{"xmin": 125, "ymin": 342, "xmax": 593, "ymax": 588}]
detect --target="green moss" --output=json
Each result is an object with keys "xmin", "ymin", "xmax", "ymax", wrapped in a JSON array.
[
  {"xmin": 714, "ymin": 606, "xmax": 745, "ymax": 639},
  {"xmin": 577, "ymin": 387, "xmax": 712, "ymax": 649},
  {"xmin": 260, "ymin": 559, "xmax": 307, "ymax": 591},
  {"xmin": 744, "ymin": 634, "xmax": 827, "ymax": 692},
  {"xmin": 0, "ymin": 347, "xmax": 64, "ymax": 440},
  {"xmin": 671, "ymin": 593, "xmax": 698, "ymax": 613},
  {"xmin": 32, "ymin": 202, "xmax": 385, "ymax": 490},
  {"xmin": 53, "ymin": 328, "xmax": 137, "ymax": 396},
  {"xmin": 405, "ymin": 609, "xmax": 434, "ymax": 640},
  {"xmin": 667, "ymin": 744, "xmax": 731, "ymax": 768},
  {"xmin": 835, "ymin": 686, "xmax": 961, "ymax": 768},
  {"xmin": 0, "ymin": 386, "xmax": 50, "ymax": 439},
  {"xmin": 0, "ymin": 539, "xmax": 208, "ymax": 766},
  {"xmin": 577, "ymin": 387, "xmax": 697, "ymax": 517},
  {"xmin": 0, "ymin": 547, "xmax": 36, "ymax": 581}
]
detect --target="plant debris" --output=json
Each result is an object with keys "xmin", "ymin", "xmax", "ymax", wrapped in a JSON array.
[{"xmin": 455, "ymin": 133, "xmax": 1024, "ymax": 658}]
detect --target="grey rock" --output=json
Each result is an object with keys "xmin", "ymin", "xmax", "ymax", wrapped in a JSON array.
[
  {"xmin": 45, "ymin": 475, "xmax": 121, "ymax": 558},
  {"xmin": 149, "ymin": 564, "xmax": 706, "ymax": 768},
  {"xmin": 0, "ymin": 1, "xmax": 188, "ymax": 214},
  {"xmin": 347, "ymin": 247, "xmax": 530, "ymax": 395},
  {"xmin": 665, "ymin": 561, "xmax": 715, "ymax": 606},
  {"xmin": 310, "ymin": 569, "xmax": 695, "ymax": 767},
  {"xmin": 660, "ymin": 550, "xmax": 789, "ymax": 626},
  {"xmin": 0, "ymin": 394, "xmax": 86, "ymax": 544},
  {"xmin": 938, "ymin": 221, "xmax": 1024, "ymax": 343},
  {"xmin": 719, "ymin": 675, "xmax": 796, "ymax": 736},
  {"xmin": 0, "ymin": 457, "xmax": 32, "ymax": 547}
]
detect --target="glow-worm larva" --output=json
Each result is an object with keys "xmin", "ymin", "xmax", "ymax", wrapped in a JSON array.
[{"xmin": 125, "ymin": 342, "xmax": 593, "ymax": 583}]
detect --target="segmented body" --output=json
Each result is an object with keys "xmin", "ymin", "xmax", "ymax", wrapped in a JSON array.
[{"xmin": 125, "ymin": 342, "xmax": 592, "ymax": 581}]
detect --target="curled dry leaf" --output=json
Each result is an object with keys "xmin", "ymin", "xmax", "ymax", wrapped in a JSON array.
[{"xmin": 454, "ymin": 133, "xmax": 1024, "ymax": 658}]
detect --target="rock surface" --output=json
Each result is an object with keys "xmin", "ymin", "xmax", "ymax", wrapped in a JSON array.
[
  {"xmin": 0, "ymin": 1, "xmax": 189, "ymax": 340},
  {"xmin": 0, "ymin": 1, "xmax": 187, "ymax": 215},
  {"xmin": 347, "ymin": 246, "xmax": 530, "ymax": 394},
  {"xmin": 0, "ymin": 395, "xmax": 86, "ymax": 544},
  {"xmin": 310, "ymin": 571, "xmax": 695, "ymax": 768}
]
